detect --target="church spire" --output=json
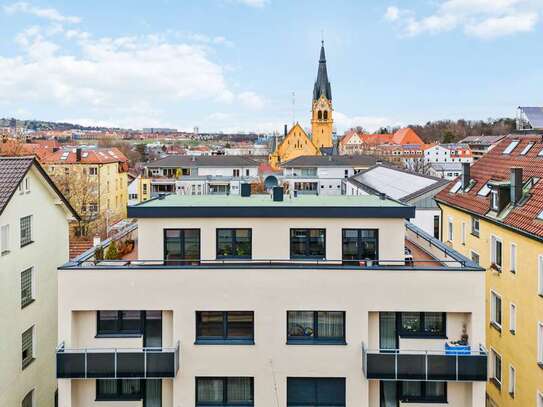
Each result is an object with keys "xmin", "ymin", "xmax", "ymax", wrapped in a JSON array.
[{"xmin": 313, "ymin": 41, "xmax": 332, "ymax": 101}]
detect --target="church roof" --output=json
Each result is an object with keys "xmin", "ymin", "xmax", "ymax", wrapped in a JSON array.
[{"xmin": 313, "ymin": 41, "xmax": 332, "ymax": 101}]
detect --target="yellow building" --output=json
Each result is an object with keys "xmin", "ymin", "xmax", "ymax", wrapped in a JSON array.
[
  {"xmin": 436, "ymin": 135, "xmax": 543, "ymax": 407},
  {"xmin": 42, "ymin": 147, "xmax": 129, "ymax": 237},
  {"xmin": 269, "ymin": 41, "xmax": 334, "ymax": 169}
]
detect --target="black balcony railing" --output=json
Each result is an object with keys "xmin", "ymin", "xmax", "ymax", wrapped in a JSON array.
[
  {"xmin": 56, "ymin": 341, "xmax": 180, "ymax": 379},
  {"xmin": 362, "ymin": 343, "xmax": 487, "ymax": 382}
]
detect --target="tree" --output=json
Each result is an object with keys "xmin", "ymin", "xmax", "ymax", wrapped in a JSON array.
[
  {"xmin": 104, "ymin": 241, "xmax": 119, "ymax": 259},
  {"xmin": 404, "ymin": 158, "xmax": 433, "ymax": 176}
]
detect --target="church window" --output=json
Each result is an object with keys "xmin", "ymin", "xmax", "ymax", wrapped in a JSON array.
[
  {"xmin": 318, "ymin": 111, "xmax": 322, "ymax": 120},
  {"xmin": 323, "ymin": 111, "xmax": 328, "ymax": 120}
]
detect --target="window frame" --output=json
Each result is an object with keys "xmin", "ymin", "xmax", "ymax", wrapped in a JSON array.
[
  {"xmin": 0, "ymin": 223, "xmax": 9, "ymax": 255},
  {"xmin": 538, "ymin": 321, "xmax": 543, "ymax": 366},
  {"xmin": 490, "ymin": 290, "xmax": 502, "ymax": 330},
  {"xmin": 195, "ymin": 311, "xmax": 255, "ymax": 345},
  {"xmin": 216, "ymin": 228, "xmax": 252, "ymax": 259},
  {"xmin": 397, "ymin": 312, "xmax": 447, "ymax": 339},
  {"xmin": 20, "ymin": 215, "xmax": 33, "ymax": 248},
  {"xmin": 195, "ymin": 377, "xmax": 254, "ymax": 406},
  {"xmin": 508, "ymin": 364, "xmax": 515, "ymax": 398},
  {"xmin": 461, "ymin": 221, "xmax": 466, "ymax": 245},
  {"xmin": 289, "ymin": 228, "xmax": 326, "ymax": 260},
  {"xmin": 447, "ymin": 217, "xmax": 453, "ymax": 242},
  {"xmin": 21, "ymin": 267, "xmax": 35, "ymax": 308},
  {"xmin": 21, "ymin": 389, "xmax": 34, "ymax": 407},
  {"xmin": 287, "ymin": 377, "xmax": 345, "ymax": 407},
  {"xmin": 95, "ymin": 379, "xmax": 143, "ymax": 401},
  {"xmin": 96, "ymin": 311, "xmax": 144, "ymax": 337},
  {"xmin": 341, "ymin": 228, "xmax": 379, "ymax": 263},
  {"xmin": 286, "ymin": 311, "xmax": 346, "ymax": 345},
  {"xmin": 491, "ymin": 348, "xmax": 502, "ymax": 389},
  {"xmin": 471, "ymin": 216, "xmax": 480, "ymax": 237},
  {"xmin": 163, "ymin": 228, "xmax": 201, "ymax": 264},
  {"xmin": 398, "ymin": 381, "xmax": 448, "ymax": 404},
  {"xmin": 538, "ymin": 255, "xmax": 543, "ymax": 297},
  {"xmin": 510, "ymin": 243, "xmax": 517, "ymax": 274},
  {"xmin": 490, "ymin": 235, "xmax": 503, "ymax": 271},
  {"xmin": 509, "ymin": 303, "xmax": 516, "ymax": 334},
  {"xmin": 21, "ymin": 325, "xmax": 35, "ymax": 369}
]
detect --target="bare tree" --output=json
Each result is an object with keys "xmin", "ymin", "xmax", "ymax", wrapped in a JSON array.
[{"xmin": 403, "ymin": 158, "xmax": 433, "ymax": 175}]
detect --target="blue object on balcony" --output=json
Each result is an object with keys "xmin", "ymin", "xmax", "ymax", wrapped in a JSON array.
[{"xmin": 445, "ymin": 342, "xmax": 471, "ymax": 355}]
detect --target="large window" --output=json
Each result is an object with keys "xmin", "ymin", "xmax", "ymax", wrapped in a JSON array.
[
  {"xmin": 290, "ymin": 229, "xmax": 326, "ymax": 259},
  {"xmin": 21, "ymin": 267, "xmax": 34, "ymax": 308},
  {"xmin": 490, "ymin": 291, "xmax": 502, "ymax": 329},
  {"xmin": 217, "ymin": 229, "xmax": 252, "ymax": 259},
  {"xmin": 96, "ymin": 379, "xmax": 142, "ymax": 401},
  {"xmin": 21, "ymin": 390, "xmax": 33, "ymax": 407},
  {"xmin": 97, "ymin": 311, "xmax": 143, "ymax": 336},
  {"xmin": 287, "ymin": 311, "xmax": 345, "ymax": 344},
  {"xmin": 21, "ymin": 326, "xmax": 34, "ymax": 369},
  {"xmin": 398, "ymin": 312, "xmax": 446, "ymax": 338},
  {"xmin": 342, "ymin": 229, "xmax": 378, "ymax": 263},
  {"xmin": 399, "ymin": 381, "xmax": 447, "ymax": 403},
  {"xmin": 196, "ymin": 311, "xmax": 254, "ymax": 344},
  {"xmin": 164, "ymin": 229, "xmax": 200, "ymax": 264},
  {"xmin": 287, "ymin": 378, "xmax": 345, "ymax": 407},
  {"xmin": 20, "ymin": 215, "xmax": 32, "ymax": 247},
  {"xmin": 196, "ymin": 377, "xmax": 253, "ymax": 406}
]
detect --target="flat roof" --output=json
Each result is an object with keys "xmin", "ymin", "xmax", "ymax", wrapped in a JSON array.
[{"xmin": 128, "ymin": 194, "xmax": 415, "ymax": 218}]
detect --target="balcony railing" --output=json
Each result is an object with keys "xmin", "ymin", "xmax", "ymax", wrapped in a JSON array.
[
  {"xmin": 362, "ymin": 342, "xmax": 487, "ymax": 382},
  {"xmin": 56, "ymin": 341, "xmax": 180, "ymax": 379}
]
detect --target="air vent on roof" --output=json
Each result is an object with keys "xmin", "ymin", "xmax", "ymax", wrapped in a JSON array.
[
  {"xmin": 520, "ymin": 142, "xmax": 534, "ymax": 155},
  {"xmin": 477, "ymin": 183, "xmax": 491, "ymax": 197},
  {"xmin": 503, "ymin": 140, "xmax": 520, "ymax": 154}
]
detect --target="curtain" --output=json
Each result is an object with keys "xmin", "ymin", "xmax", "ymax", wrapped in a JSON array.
[
  {"xmin": 144, "ymin": 380, "xmax": 162, "ymax": 407},
  {"xmin": 227, "ymin": 378, "xmax": 253, "ymax": 403},
  {"xmin": 379, "ymin": 312, "xmax": 397, "ymax": 350},
  {"xmin": 317, "ymin": 312, "xmax": 343, "ymax": 338},
  {"xmin": 380, "ymin": 382, "xmax": 397, "ymax": 407},
  {"xmin": 197, "ymin": 378, "xmax": 223, "ymax": 403},
  {"xmin": 288, "ymin": 311, "xmax": 314, "ymax": 337}
]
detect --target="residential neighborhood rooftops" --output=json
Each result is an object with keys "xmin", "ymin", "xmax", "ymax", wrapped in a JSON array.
[
  {"xmin": 145, "ymin": 155, "xmax": 259, "ymax": 168},
  {"xmin": 42, "ymin": 147, "xmax": 128, "ymax": 164},
  {"xmin": 281, "ymin": 154, "xmax": 377, "ymax": 167},
  {"xmin": 459, "ymin": 135, "xmax": 506, "ymax": 145}
]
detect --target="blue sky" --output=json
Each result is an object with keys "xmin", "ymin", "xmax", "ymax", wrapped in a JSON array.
[{"xmin": 0, "ymin": 0, "xmax": 542, "ymax": 133}]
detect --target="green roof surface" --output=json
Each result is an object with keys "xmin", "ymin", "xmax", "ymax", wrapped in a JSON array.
[{"xmin": 133, "ymin": 194, "xmax": 406, "ymax": 208}]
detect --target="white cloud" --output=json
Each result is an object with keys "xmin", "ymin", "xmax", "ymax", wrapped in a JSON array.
[
  {"xmin": 385, "ymin": 0, "xmax": 542, "ymax": 39},
  {"xmin": 237, "ymin": 91, "xmax": 266, "ymax": 110},
  {"xmin": 3, "ymin": 2, "xmax": 81, "ymax": 23},
  {"xmin": 334, "ymin": 112, "xmax": 397, "ymax": 132}
]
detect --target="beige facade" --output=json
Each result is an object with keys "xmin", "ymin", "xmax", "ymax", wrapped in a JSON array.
[{"xmin": 0, "ymin": 163, "xmax": 74, "ymax": 407}]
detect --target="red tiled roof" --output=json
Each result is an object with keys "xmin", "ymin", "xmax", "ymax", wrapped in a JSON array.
[
  {"xmin": 42, "ymin": 147, "xmax": 128, "ymax": 164},
  {"xmin": 436, "ymin": 135, "xmax": 543, "ymax": 239},
  {"xmin": 340, "ymin": 128, "xmax": 424, "ymax": 147},
  {"xmin": 391, "ymin": 128, "xmax": 424, "ymax": 145}
]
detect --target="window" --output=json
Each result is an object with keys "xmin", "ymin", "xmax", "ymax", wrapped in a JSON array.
[
  {"xmin": 1, "ymin": 224, "xmax": 9, "ymax": 255},
  {"xmin": 96, "ymin": 379, "xmax": 142, "ymax": 401},
  {"xmin": 399, "ymin": 381, "xmax": 447, "ymax": 403},
  {"xmin": 245, "ymin": 169, "xmax": 250, "ymax": 176},
  {"xmin": 520, "ymin": 142, "xmax": 534, "ymax": 155},
  {"xmin": 287, "ymin": 311, "xmax": 345, "ymax": 344},
  {"xmin": 538, "ymin": 391, "xmax": 543, "ymax": 407},
  {"xmin": 539, "ymin": 255, "xmax": 543, "ymax": 296},
  {"xmin": 539, "ymin": 209, "xmax": 543, "ymax": 221},
  {"xmin": 20, "ymin": 215, "xmax": 32, "ymax": 247},
  {"xmin": 342, "ymin": 229, "xmax": 378, "ymax": 263},
  {"xmin": 89, "ymin": 167, "xmax": 98, "ymax": 175},
  {"xmin": 24, "ymin": 177, "xmax": 30, "ymax": 193},
  {"xmin": 491, "ymin": 349, "xmax": 502, "ymax": 388},
  {"xmin": 471, "ymin": 216, "xmax": 480, "ymax": 237},
  {"xmin": 89, "ymin": 203, "xmax": 98, "ymax": 212},
  {"xmin": 491, "ymin": 189, "xmax": 499, "ymax": 211},
  {"xmin": 217, "ymin": 229, "xmax": 251, "ymax": 259},
  {"xmin": 503, "ymin": 140, "xmax": 520, "ymax": 154},
  {"xmin": 22, "ymin": 326, "xmax": 34, "ymax": 369},
  {"xmin": 287, "ymin": 378, "xmax": 345, "ymax": 407},
  {"xmin": 233, "ymin": 169, "xmax": 240, "ymax": 177},
  {"xmin": 509, "ymin": 303, "xmax": 516, "ymax": 334},
  {"xmin": 433, "ymin": 215, "xmax": 440, "ymax": 239},
  {"xmin": 450, "ymin": 181, "xmax": 461, "ymax": 193},
  {"xmin": 398, "ymin": 312, "xmax": 446, "ymax": 338},
  {"xmin": 478, "ymin": 183, "xmax": 491, "ymax": 197},
  {"xmin": 22, "ymin": 390, "xmax": 33, "ymax": 407},
  {"xmin": 471, "ymin": 251, "xmax": 480, "ymax": 266},
  {"xmin": 21, "ymin": 267, "xmax": 34, "ymax": 308},
  {"xmin": 164, "ymin": 229, "xmax": 200, "ymax": 264},
  {"xmin": 97, "ymin": 311, "xmax": 143, "ymax": 336},
  {"xmin": 196, "ymin": 311, "xmax": 254, "ymax": 344},
  {"xmin": 461, "ymin": 222, "xmax": 466, "ymax": 245},
  {"xmin": 491, "ymin": 291, "xmax": 502, "ymax": 329},
  {"xmin": 491, "ymin": 236, "xmax": 503, "ymax": 271},
  {"xmin": 290, "ymin": 229, "xmax": 326, "ymax": 259},
  {"xmin": 508, "ymin": 365, "xmax": 516, "ymax": 397},
  {"xmin": 196, "ymin": 377, "xmax": 253, "ymax": 406},
  {"xmin": 510, "ymin": 244, "xmax": 517, "ymax": 273},
  {"xmin": 447, "ymin": 217, "xmax": 453, "ymax": 242},
  {"xmin": 538, "ymin": 322, "xmax": 543, "ymax": 365}
]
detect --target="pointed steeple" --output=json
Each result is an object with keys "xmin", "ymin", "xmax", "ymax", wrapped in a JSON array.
[{"xmin": 313, "ymin": 40, "xmax": 332, "ymax": 101}]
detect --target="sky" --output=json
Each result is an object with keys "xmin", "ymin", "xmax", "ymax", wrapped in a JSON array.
[{"xmin": 0, "ymin": 0, "xmax": 542, "ymax": 133}]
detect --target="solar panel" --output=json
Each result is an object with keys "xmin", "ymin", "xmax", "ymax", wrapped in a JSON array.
[
  {"xmin": 450, "ymin": 181, "xmax": 462, "ymax": 193},
  {"xmin": 478, "ymin": 183, "xmax": 491, "ymax": 196},
  {"xmin": 520, "ymin": 142, "xmax": 534, "ymax": 155},
  {"xmin": 503, "ymin": 140, "xmax": 520, "ymax": 154},
  {"xmin": 519, "ymin": 106, "xmax": 543, "ymax": 129}
]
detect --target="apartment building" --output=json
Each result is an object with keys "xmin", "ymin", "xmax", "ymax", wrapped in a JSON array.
[
  {"xmin": 424, "ymin": 144, "xmax": 473, "ymax": 164},
  {"xmin": 42, "ymin": 147, "xmax": 128, "ymax": 237},
  {"xmin": 458, "ymin": 135, "xmax": 506, "ymax": 161},
  {"xmin": 57, "ymin": 190, "xmax": 487, "ymax": 407},
  {"xmin": 281, "ymin": 155, "xmax": 377, "ymax": 195},
  {"xmin": 0, "ymin": 157, "xmax": 78, "ymax": 407},
  {"xmin": 436, "ymin": 135, "xmax": 543, "ymax": 406},
  {"xmin": 143, "ymin": 155, "xmax": 259, "ymax": 197}
]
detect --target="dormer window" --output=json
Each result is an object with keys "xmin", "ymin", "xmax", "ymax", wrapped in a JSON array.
[{"xmin": 491, "ymin": 190, "xmax": 499, "ymax": 211}]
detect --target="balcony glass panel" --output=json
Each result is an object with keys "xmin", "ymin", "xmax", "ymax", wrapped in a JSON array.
[
  {"xmin": 458, "ymin": 354, "xmax": 488, "ymax": 381},
  {"xmin": 427, "ymin": 355, "xmax": 457, "ymax": 381},
  {"xmin": 396, "ymin": 354, "xmax": 426, "ymax": 380},
  {"xmin": 146, "ymin": 352, "xmax": 175, "ymax": 378},
  {"xmin": 116, "ymin": 352, "xmax": 145, "ymax": 378},
  {"xmin": 86, "ymin": 352, "xmax": 115, "ymax": 378},
  {"xmin": 57, "ymin": 352, "xmax": 85, "ymax": 378},
  {"xmin": 366, "ymin": 353, "xmax": 395, "ymax": 379}
]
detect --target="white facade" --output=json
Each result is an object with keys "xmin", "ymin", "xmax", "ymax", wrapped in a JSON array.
[
  {"xmin": 0, "ymin": 163, "xmax": 73, "ymax": 407},
  {"xmin": 283, "ymin": 166, "xmax": 360, "ymax": 196},
  {"xmin": 424, "ymin": 145, "xmax": 473, "ymax": 164}
]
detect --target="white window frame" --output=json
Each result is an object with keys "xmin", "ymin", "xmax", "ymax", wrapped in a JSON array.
[
  {"xmin": 471, "ymin": 216, "xmax": 480, "ymax": 236},
  {"xmin": 508, "ymin": 364, "xmax": 515, "ymax": 396},
  {"xmin": 448, "ymin": 217, "xmax": 453, "ymax": 242},
  {"xmin": 539, "ymin": 255, "xmax": 543, "ymax": 296},
  {"xmin": 0, "ymin": 224, "xmax": 9, "ymax": 255},
  {"xmin": 491, "ymin": 189, "xmax": 499, "ymax": 211},
  {"xmin": 510, "ymin": 243, "xmax": 517, "ymax": 274},
  {"xmin": 461, "ymin": 222, "xmax": 466, "ymax": 245},
  {"xmin": 471, "ymin": 250, "xmax": 480, "ymax": 266},
  {"xmin": 491, "ymin": 235, "xmax": 503, "ymax": 271},
  {"xmin": 538, "ymin": 321, "xmax": 543, "ymax": 365},
  {"xmin": 509, "ymin": 303, "xmax": 516, "ymax": 334},
  {"xmin": 491, "ymin": 347, "xmax": 502, "ymax": 386},
  {"xmin": 491, "ymin": 290, "xmax": 502, "ymax": 328},
  {"xmin": 538, "ymin": 391, "xmax": 543, "ymax": 407}
]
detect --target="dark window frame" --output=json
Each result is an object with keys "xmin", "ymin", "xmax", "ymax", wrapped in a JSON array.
[
  {"xmin": 195, "ymin": 311, "xmax": 255, "ymax": 344},
  {"xmin": 341, "ymin": 229, "xmax": 379, "ymax": 263},
  {"xmin": 95, "ymin": 379, "xmax": 143, "ymax": 401},
  {"xmin": 289, "ymin": 228, "xmax": 326, "ymax": 259},
  {"xmin": 398, "ymin": 381, "xmax": 448, "ymax": 404},
  {"xmin": 96, "ymin": 311, "xmax": 144, "ymax": 337},
  {"xmin": 397, "ymin": 312, "xmax": 447, "ymax": 339},
  {"xmin": 21, "ymin": 267, "xmax": 34, "ymax": 308},
  {"xmin": 163, "ymin": 228, "xmax": 201, "ymax": 264},
  {"xmin": 216, "ymin": 228, "xmax": 252, "ymax": 259},
  {"xmin": 195, "ymin": 377, "xmax": 254, "ymax": 406},
  {"xmin": 287, "ymin": 377, "xmax": 346, "ymax": 407},
  {"xmin": 286, "ymin": 311, "xmax": 346, "ymax": 345}
]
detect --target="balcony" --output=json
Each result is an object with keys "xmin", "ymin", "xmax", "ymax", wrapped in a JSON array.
[
  {"xmin": 362, "ymin": 343, "xmax": 487, "ymax": 382},
  {"xmin": 56, "ymin": 341, "xmax": 180, "ymax": 379}
]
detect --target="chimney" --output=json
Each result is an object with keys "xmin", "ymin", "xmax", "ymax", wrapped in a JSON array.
[
  {"xmin": 284, "ymin": 124, "xmax": 288, "ymax": 137},
  {"xmin": 272, "ymin": 186, "xmax": 284, "ymax": 202},
  {"xmin": 461, "ymin": 162, "xmax": 470, "ymax": 189},
  {"xmin": 510, "ymin": 167, "xmax": 523, "ymax": 205},
  {"xmin": 241, "ymin": 183, "xmax": 251, "ymax": 197},
  {"xmin": 76, "ymin": 147, "xmax": 82, "ymax": 162}
]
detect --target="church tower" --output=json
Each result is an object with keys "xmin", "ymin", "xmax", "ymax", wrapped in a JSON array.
[{"xmin": 311, "ymin": 41, "xmax": 333, "ymax": 149}]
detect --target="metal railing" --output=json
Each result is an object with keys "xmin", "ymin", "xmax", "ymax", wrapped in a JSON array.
[
  {"xmin": 56, "ymin": 341, "xmax": 180, "ymax": 379},
  {"xmin": 362, "ymin": 342, "xmax": 488, "ymax": 382}
]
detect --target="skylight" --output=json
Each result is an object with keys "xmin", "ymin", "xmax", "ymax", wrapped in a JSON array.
[
  {"xmin": 520, "ymin": 142, "xmax": 534, "ymax": 155},
  {"xmin": 538, "ymin": 210, "xmax": 543, "ymax": 221},
  {"xmin": 450, "ymin": 181, "xmax": 462, "ymax": 193},
  {"xmin": 538, "ymin": 148, "xmax": 543, "ymax": 157},
  {"xmin": 477, "ymin": 183, "xmax": 491, "ymax": 197},
  {"xmin": 503, "ymin": 140, "xmax": 520, "ymax": 154}
]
